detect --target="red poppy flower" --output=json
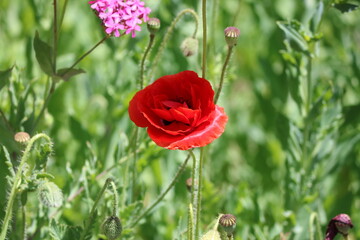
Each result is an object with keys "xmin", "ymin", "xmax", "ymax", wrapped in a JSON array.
[{"xmin": 128, "ymin": 70, "xmax": 228, "ymax": 150}]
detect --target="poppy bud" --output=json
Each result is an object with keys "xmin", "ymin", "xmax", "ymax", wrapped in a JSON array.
[
  {"xmin": 14, "ymin": 132, "xmax": 30, "ymax": 143},
  {"xmin": 219, "ymin": 214, "xmax": 236, "ymax": 237},
  {"xmin": 102, "ymin": 216, "xmax": 122, "ymax": 240},
  {"xmin": 38, "ymin": 181, "xmax": 63, "ymax": 208},
  {"xmin": 200, "ymin": 230, "xmax": 221, "ymax": 240},
  {"xmin": 180, "ymin": 37, "xmax": 198, "ymax": 57},
  {"xmin": 186, "ymin": 178, "xmax": 192, "ymax": 192},
  {"xmin": 147, "ymin": 18, "xmax": 161, "ymax": 35},
  {"xmin": 224, "ymin": 27, "xmax": 240, "ymax": 47},
  {"xmin": 325, "ymin": 213, "xmax": 353, "ymax": 240}
]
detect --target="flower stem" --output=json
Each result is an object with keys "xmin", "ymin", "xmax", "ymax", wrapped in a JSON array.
[
  {"xmin": 188, "ymin": 203, "xmax": 194, "ymax": 240},
  {"xmin": 80, "ymin": 178, "xmax": 114, "ymax": 240},
  {"xmin": 62, "ymin": 35, "xmax": 110, "ymax": 76},
  {"xmin": 139, "ymin": 34, "xmax": 155, "ymax": 89},
  {"xmin": 149, "ymin": 9, "xmax": 199, "ymax": 81},
  {"xmin": 53, "ymin": 0, "xmax": 58, "ymax": 72},
  {"xmin": 201, "ymin": 0, "xmax": 207, "ymax": 79},
  {"xmin": 214, "ymin": 46, "xmax": 233, "ymax": 104},
  {"xmin": 189, "ymin": 148, "xmax": 205, "ymax": 239},
  {"xmin": 303, "ymin": 56, "xmax": 312, "ymax": 170},
  {"xmin": 0, "ymin": 133, "xmax": 52, "ymax": 240},
  {"xmin": 109, "ymin": 180, "xmax": 119, "ymax": 216},
  {"xmin": 128, "ymin": 154, "xmax": 191, "ymax": 228}
]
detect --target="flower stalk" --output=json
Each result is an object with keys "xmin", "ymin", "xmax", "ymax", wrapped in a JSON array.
[
  {"xmin": 149, "ymin": 9, "xmax": 199, "ymax": 81},
  {"xmin": 0, "ymin": 133, "xmax": 52, "ymax": 240},
  {"xmin": 201, "ymin": 0, "xmax": 207, "ymax": 79},
  {"xmin": 139, "ymin": 34, "xmax": 155, "ymax": 89},
  {"xmin": 214, "ymin": 46, "xmax": 233, "ymax": 104}
]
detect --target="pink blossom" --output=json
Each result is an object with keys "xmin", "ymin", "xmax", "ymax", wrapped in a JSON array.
[{"xmin": 89, "ymin": 0, "xmax": 151, "ymax": 38}]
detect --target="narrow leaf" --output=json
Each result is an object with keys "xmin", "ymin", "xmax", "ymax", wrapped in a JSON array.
[
  {"xmin": 33, "ymin": 31, "xmax": 55, "ymax": 76},
  {"xmin": 277, "ymin": 21, "xmax": 308, "ymax": 51},
  {"xmin": 56, "ymin": 68, "xmax": 85, "ymax": 81},
  {"xmin": 332, "ymin": 3, "xmax": 359, "ymax": 13},
  {"xmin": 0, "ymin": 66, "xmax": 13, "ymax": 92}
]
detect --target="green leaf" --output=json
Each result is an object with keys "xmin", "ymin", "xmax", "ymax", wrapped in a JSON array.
[
  {"xmin": 49, "ymin": 220, "xmax": 83, "ymax": 240},
  {"xmin": 277, "ymin": 21, "xmax": 308, "ymax": 51},
  {"xmin": 33, "ymin": 31, "xmax": 55, "ymax": 76},
  {"xmin": 332, "ymin": 2, "xmax": 359, "ymax": 13},
  {"xmin": 0, "ymin": 66, "xmax": 13, "ymax": 92},
  {"xmin": 56, "ymin": 68, "xmax": 85, "ymax": 81}
]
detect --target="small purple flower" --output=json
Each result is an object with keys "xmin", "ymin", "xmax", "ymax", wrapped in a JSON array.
[
  {"xmin": 89, "ymin": 0, "xmax": 151, "ymax": 38},
  {"xmin": 325, "ymin": 214, "xmax": 353, "ymax": 240}
]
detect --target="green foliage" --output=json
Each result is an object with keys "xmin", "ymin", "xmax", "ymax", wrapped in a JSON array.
[{"xmin": 1, "ymin": 0, "xmax": 360, "ymax": 239}]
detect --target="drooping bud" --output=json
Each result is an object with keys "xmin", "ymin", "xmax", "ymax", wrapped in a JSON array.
[
  {"xmin": 14, "ymin": 132, "xmax": 30, "ymax": 143},
  {"xmin": 102, "ymin": 216, "xmax": 122, "ymax": 240},
  {"xmin": 224, "ymin": 27, "xmax": 240, "ymax": 47},
  {"xmin": 38, "ymin": 181, "xmax": 63, "ymax": 208},
  {"xmin": 325, "ymin": 214, "xmax": 353, "ymax": 240},
  {"xmin": 186, "ymin": 178, "xmax": 192, "ymax": 192},
  {"xmin": 147, "ymin": 18, "xmax": 161, "ymax": 35},
  {"xmin": 219, "ymin": 214, "xmax": 236, "ymax": 237},
  {"xmin": 180, "ymin": 37, "xmax": 198, "ymax": 57},
  {"xmin": 200, "ymin": 230, "xmax": 221, "ymax": 240}
]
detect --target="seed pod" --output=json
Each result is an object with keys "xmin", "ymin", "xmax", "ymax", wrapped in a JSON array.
[
  {"xmin": 14, "ymin": 132, "xmax": 30, "ymax": 143},
  {"xmin": 224, "ymin": 27, "xmax": 240, "ymax": 47},
  {"xmin": 38, "ymin": 181, "xmax": 63, "ymax": 208},
  {"xmin": 181, "ymin": 37, "xmax": 198, "ymax": 57},
  {"xmin": 102, "ymin": 216, "xmax": 122, "ymax": 240},
  {"xmin": 147, "ymin": 18, "xmax": 161, "ymax": 35},
  {"xmin": 219, "ymin": 214, "xmax": 236, "ymax": 237}
]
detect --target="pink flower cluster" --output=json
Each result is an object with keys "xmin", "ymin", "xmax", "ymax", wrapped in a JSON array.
[{"xmin": 89, "ymin": 0, "xmax": 151, "ymax": 38}]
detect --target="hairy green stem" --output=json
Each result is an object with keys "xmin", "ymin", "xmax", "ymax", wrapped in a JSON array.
[
  {"xmin": 303, "ymin": 57, "xmax": 312, "ymax": 169},
  {"xmin": 128, "ymin": 154, "xmax": 191, "ymax": 228},
  {"xmin": 53, "ymin": 0, "xmax": 58, "ymax": 72},
  {"xmin": 202, "ymin": 0, "xmax": 207, "ymax": 79},
  {"xmin": 109, "ymin": 180, "xmax": 119, "ymax": 216},
  {"xmin": 0, "ymin": 133, "xmax": 52, "ymax": 240},
  {"xmin": 139, "ymin": 34, "xmax": 155, "ymax": 89},
  {"xmin": 188, "ymin": 203, "xmax": 194, "ymax": 240},
  {"xmin": 149, "ymin": 9, "xmax": 199, "ymax": 81},
  {"xmin": 214, "ymin": 46, "xmax": 233, "ymax": 104},
  {"xmin": 80, "ymin": 178, "xmax": 114, "ymax": 240},
  {"xmin": 62, "ymin": 35, "xmax": 110, "ymax": 76}
]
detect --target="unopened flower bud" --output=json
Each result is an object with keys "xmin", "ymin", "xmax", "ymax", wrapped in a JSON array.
[
  {"xmin": 200, "ymin": 230, "xmax": 221, "ymax": 240},
  {"xmin": 14, "ymin": 132, "xmax": 30, "ymax": 143},
  {"xmin": 102, "ymin": 216, "xmax": 122, "ymax": 240},
  {"xmin": 325, "ymin": 213, "xmax": 353, "ymax": 239},
  {"xmin": 186, "ymin": 178, "xmax": 192, "ymax": 192},
  {"xmin": 147, "ymin": 18, "xmax": 161, "ymax": 35},
  {"xmin": 181, "ymin": 37, "xmax": 198, "ymax": 57},
  {"xmin": 224, "ymin": 27, "xmax": 240, "ymax": 47},
  {"xmin": 38, "ymin": 181, "xmax": 63, "ymax": 208},
  {"xmin": 219, "ymin": 214, "xmax": 236, "ymax": 237}
]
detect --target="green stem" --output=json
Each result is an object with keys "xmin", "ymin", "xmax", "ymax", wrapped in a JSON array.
[
  {"xmin": 80, "ymin": 178, "xmax": 114, "ymax": 240},
  {"xmin": 139, "ymin": 34, "xmax": 155, "ymax": 89},
  {"xmin": 214, "ymin": 46, "xmax": 233, "ymax": 104},
  {"xmin": 128, "ymin": 154, "xmax": 191, "ymax": 228},
  {"xmin": 188, "ymin": 203, "xmax": 194, "ymax": 240},
  {"xmin": 22, "ymin": 206, "xmax": 26, "ymax": 240},
  {"xmin": 303, "ymin": 56, "xmax": 312, "ymax": 169},
  {"xmin": 53, "ymin": 0, "xmax": 58, "ymax": 72},
  {"xmin": 109, "ymin": 180, "xmax": 119, "ymax": 216},
  {"xmin": 149, "ymin": 9, "xmax": 199, "ymax": 81},
  {"xmin": 0, "ymin": 133, "xmax": 52, "ymax": 240},
  {"xmin": 129, "ymin": 126, "xmax": 139, "ymax": 203},
  {"xmin": 31, "ymin": 81, "xmax": 57, "ymax": 134},
  {"xmin": 62, "ymin": 35, "xmax": 110, "ymax": 76},
  {"xmin": 202, "ymin": 0, "xmax": 207, "ymax": 79},
  {"xmin": 59, "ymin": 0, "xmax": 68, "ymax": 33}
]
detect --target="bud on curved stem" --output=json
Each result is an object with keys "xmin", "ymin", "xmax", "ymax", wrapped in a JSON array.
[
  {"xmin": 0, "ymin": 133, "xmax": 53, "ymax": 240},
  {"xmin": 325, "ymin": 214, "xmax": 353, "ymax": 240}
]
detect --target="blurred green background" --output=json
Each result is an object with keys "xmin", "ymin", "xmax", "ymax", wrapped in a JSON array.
[{"xmin": 1, "ymin": 0, "xmax": 360, "ymax": 239}]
